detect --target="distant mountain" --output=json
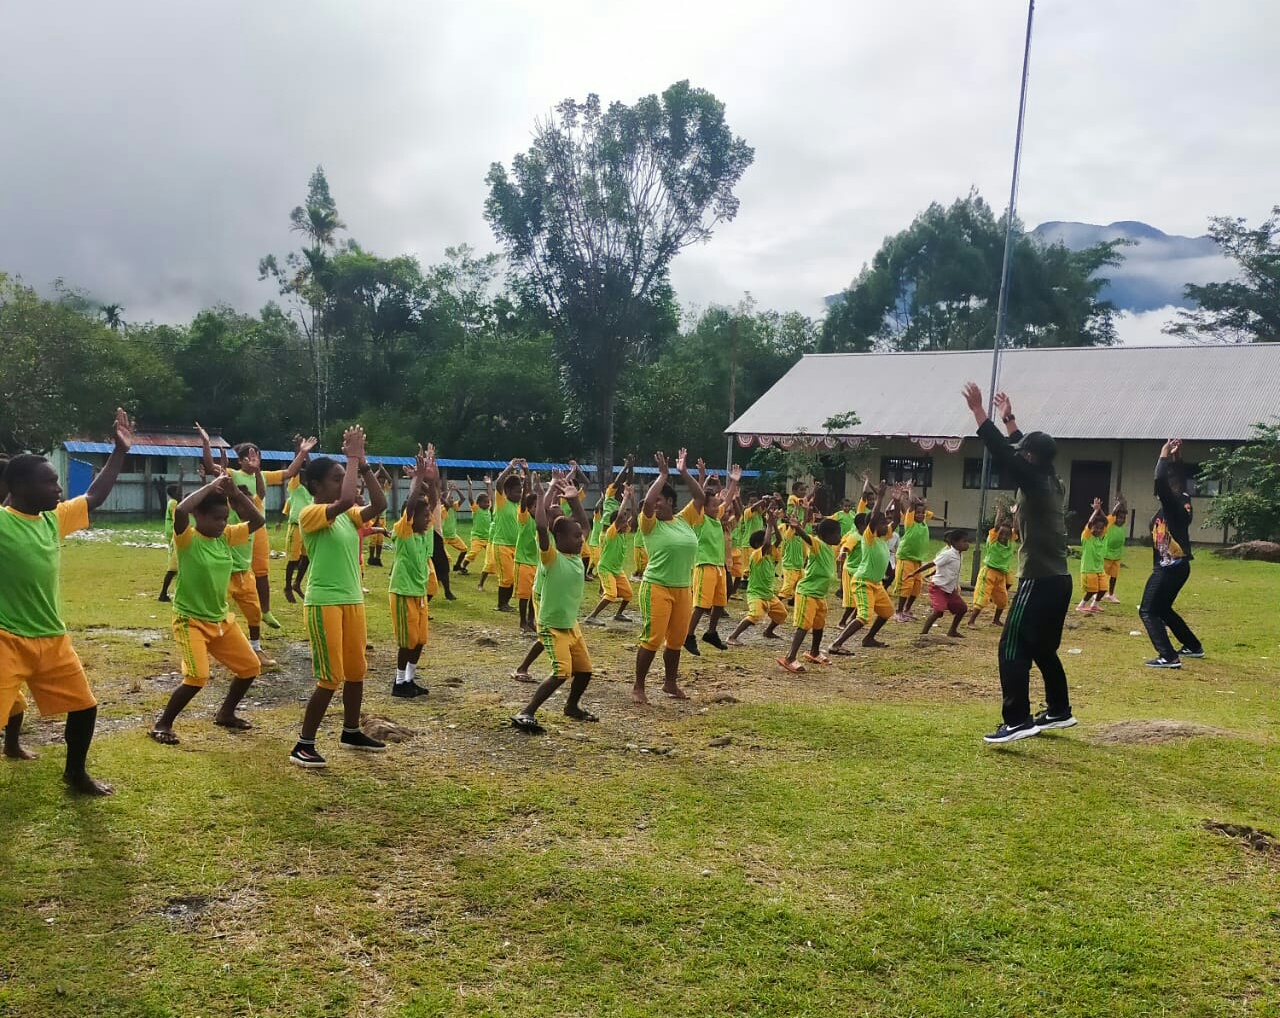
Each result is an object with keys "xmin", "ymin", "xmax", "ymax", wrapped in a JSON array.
[{"xmin": 1030, "ymin": 220, "xmax": 1230, "ymax": 313}]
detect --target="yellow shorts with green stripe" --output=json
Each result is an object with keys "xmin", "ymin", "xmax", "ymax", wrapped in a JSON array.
[
  {"xmin": 633, "ymin": 547, "xmax": 649, "ymax": 575},
  {"xmin": 601, "ymin": 571, "xmax": 633, "ymax": 602},
  {"xmin": 692, "ymin": 563, "xmax": 727, "ymax": 609},
  {"xmin": 286, "ymin": 522, "xmax": 304, "ymax": 562},
  {"xmin": 304, "ymin": 603, "xmax": 367, "ymax": 690},
  {"xmin": 0, "ymin": 632, "xmax": 96, "ymax": 719},
  {"xmin": 539, "ymin": 623, "xmax": 592, "ymax": 678},
  {"xmin": 747, "ymin": 597, "xmax": 786, "ymax": 625},
  {"xmin": 1104, "ymin": 558, "xmax": 1121, "ymax": 579},
  {"xmin": 971, "ymin": 566, "xmax": 1010, "ymax": 610},
  {"xmin": 793, "ymin": 594, "xmax": 828, "ymax": 631},
  {"xmin": 443, "ymin": 534, "xmax": 468, "ymax": 556},
  {"xmin": 852, "ymin": 579, "xmax": 893, "ymax": 620},
  {"xmin": 895, "ymin": 559, "xmax": 923, "ymax": 597},
  {"xmin": 638, "ymin": 582, "xmax": 693, "ymax": 652},
  {"xmin": 172, "ymin": 614, "xmax": 260, "ymax": 687},
  {"xmin": 389, "ymin": 593, "xmax": 428, "ymax": 650},
  {"xmin": 228, "ymin": 570, "xmax": 262, "ymax": 627},
  {"xmin": 252, "ymin": 526, "xmax": 271, "ymax": 577},
  {"xmin": 779, "ymin": 567, "xmax": 803, "ymax": 599},
  {"xmin": 842, "ymin": 570, "xmax": 856, "ymax": 608}
]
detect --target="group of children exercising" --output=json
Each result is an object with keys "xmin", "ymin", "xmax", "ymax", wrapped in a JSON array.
[{"xmin": 0, "ymin": 409, "xmax": 1139, "ymax": 790}]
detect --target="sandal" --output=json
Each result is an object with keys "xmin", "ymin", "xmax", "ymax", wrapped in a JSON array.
[
  {"xmin": 148, "ymin": 729, "xmax": 180, "ymax": 745},
  {"xmin": 564, "ymin": 707, "xmax": 600, "ymax": 722},
  {"xmin": 829, "ymin": 647, "xmax": 855, "ymax": 657},
  {"xmin": 511, "ymin": 714, "xmax": 545, "ymax": 735},
  {"xmin": 510, "ymin": 670, "xmax": 536, "ymax": 684},
  {"xmin": 777, "ymin": 657, "xmax": 806, "ymax": 674},
  {"xmin": 803, "ymin": 652, "xmax": 831, "ymax": 665}
]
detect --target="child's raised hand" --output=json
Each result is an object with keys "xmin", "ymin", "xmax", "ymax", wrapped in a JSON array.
[
  {"xmin": 675, "ymin": 448, "xmax": 688, "ymax": 472},
  {"xmin": 729, "ymin": 464, "xmax": 742, "ymax": 482},
  {"xmin": 112, "ymin": 408, "xmax": 135, "ymax": 451},
  {"xmin": 194, "ymin": 421, "xmax": 210, "ymax": 444},
  {"xmin": 961, "ymin": 382, "xmax": 984, "ymax": 414},
  {"xmin": 1092, "ymin": 497, "xmax": 1103, "ymax": 510},
  {"xmin": 342, "ymin": 425, "xmax": 366, "ymax": 462},
  {"xmin": 300, "ymin": 436, "xmax": 318, "ymax": 454},
  {"xmin": 654, "ymin": 451, "xmax": 668, "ymax": 472},
  {"xmin": 212, "ymin": 474, "xmax": 236, "ymax": 497}
]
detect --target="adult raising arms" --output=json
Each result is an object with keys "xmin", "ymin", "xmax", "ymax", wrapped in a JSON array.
[
  {"xmin": 963, "ymin": 384, "xmax": 1076, "ymax": 744},
  {"xmin": 632, "ymin": 450, "xmax": 706, "ymax": 706},
  {"xmin": 1140, "ymin": 439, "xmax": 1204, "ymax": 669}
]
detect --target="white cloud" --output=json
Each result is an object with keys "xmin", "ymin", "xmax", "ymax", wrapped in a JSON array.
[{"xmin": 1115, "ymin": 307, "xmax": 1183, "ymax": 347}]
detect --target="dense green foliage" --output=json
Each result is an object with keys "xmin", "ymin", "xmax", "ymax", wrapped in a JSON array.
[
  {"xmin": 1200, "ymin": 421, "xmax": 1280, "ymax": 541},
  {"xmin": 1164, "ymin": 206, "xmax": 1280, "ymax": 344}
]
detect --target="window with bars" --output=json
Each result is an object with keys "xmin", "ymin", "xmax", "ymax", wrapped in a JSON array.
[
  {"xmin": 962, "ymin": 457, "xmax": 1018, "ymax": 490},
  {"xmin": 880, "ymin": 456, "xmax": 933, "ymax": 488}
]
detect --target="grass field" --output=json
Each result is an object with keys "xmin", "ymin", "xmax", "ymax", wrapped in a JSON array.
[{"xmin": 2, "ymin": 522, "xmax": 1278, "ymax": 1017}]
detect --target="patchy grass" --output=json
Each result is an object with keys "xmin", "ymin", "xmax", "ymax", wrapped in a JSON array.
[{"xmin": 2, "ymin": 535, "xmax": 1279, "ymax": 1017}]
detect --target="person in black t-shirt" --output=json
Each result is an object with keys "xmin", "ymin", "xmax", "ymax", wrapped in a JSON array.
[{"xmin": 1140, "ymin": 439, "xmax": 1204, "ymax": 669}]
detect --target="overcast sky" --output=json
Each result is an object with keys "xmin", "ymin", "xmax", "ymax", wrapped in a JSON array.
[{"xmin": 2, "ymin": 0, "xmax": 1275, "ymax": 343}]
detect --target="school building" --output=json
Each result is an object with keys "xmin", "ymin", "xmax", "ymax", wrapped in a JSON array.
[{"xmin": 726, "ymin": 344, "xmax": 1280, "ymax": 545}]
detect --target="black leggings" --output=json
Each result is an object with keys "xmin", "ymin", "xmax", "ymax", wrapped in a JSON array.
[
  {"xmin": 1139, "ymin": 560, "xmax": 1200, "ymax": 660},
  {"xmin": 997, "ymin": 574, "xmax": 1073, "ymax": 726},
  {"xmin": 431, "ymin": 536, "xmax": 453, "ymax": 598}
]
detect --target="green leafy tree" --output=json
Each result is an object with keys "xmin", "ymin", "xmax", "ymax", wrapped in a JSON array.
[
  {"xmin": 822, "ymin": 192, "xmax": 1125, "ymax": 352},
  {"xmin": 99, "ymin": 303, "xmax": 124, "ymax": 331},
  {"xmin": 1164, "ymin": 207, "xmax": 1280, "ymax": 344},
  {"xmin": 1199, "ymin": 422, "xmax": 1280, "ymax": 542},
  {"xmin": 484, "ymin": 80, "xmax": 754, "ymax": 476}
]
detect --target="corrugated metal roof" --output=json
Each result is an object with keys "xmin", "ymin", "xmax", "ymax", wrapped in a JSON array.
[{"xmin": 727, "ymin": 344, "xmax": 1280, "ymax": 442}]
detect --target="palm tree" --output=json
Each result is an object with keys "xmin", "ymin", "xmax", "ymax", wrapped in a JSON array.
[{"xmin": 100, "ymin": 303, "xmax": 124, "ymax": 330}]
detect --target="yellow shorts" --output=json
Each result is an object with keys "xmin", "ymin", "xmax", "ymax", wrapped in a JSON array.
[
  {"xmin": 895, "ymin": 559, "xmax": 923, "ymax": 598},
  {"xmin": 1104, "ymin": 558, "xmax": 1122, "ymax": 580},
  {"xmin": 638, "ymin": 582, "xmax": 693, "ymax": 652},
  {"xmin": 0, "ymin": 631, "xmax": 97, "ymax": 718},
  {"xmin": 491, "ymin": 544, "xmax": 516, "ymax": 587},
  {"xmin": 601, "ymin": 571, "xmax": 633, "ymax": 602},
  {"xmin": 228, "ymin": 571, "xmax": 262, "ymax": 628},
  {"xmin": 779, "ymin": 567, "xmax": 804, "ymax": 599},
  {"xmin": 1084, "ymin": 571, "xmax": 1107, "ymax": 594},
  {"xmin": 286, "ymin": 523, "xmax": 304, "ymax": 563},
  {"xmin": 389, "ymin": 593, "xmax": 428, "ymax": 649},
  {"xmin": 793, "ymin": 594, "xmax": 828, "ymax": 631},
  {"xmin": 466, "ymin": 538, "xmax": 488, "ymax": 565},
  {"xmin": 8, "ymin": 689, "xmax": 27, "ymax": 717},
  {"xmin": 443, "ymin": 534, "xmax": 468, "ymax": 556},
  {"xmin": 853, "ymin": 579, "xmax": 894, "ymax": 620},
  {"xmin": 842, "ymin": 570, "xmax": 856, "ymax": 608},
  {"xmin": 172, "ymin": 615, "xmax": 260, "ymax": 687},
  {"xmin": 747, "ymin": 597, "xmax": 786, "ymax": 625},
  {"xmin": 304, "ymin": 603, "xmax": 367, "ymax": 689},
  {"xmin": 539, "ymin": 623, "xmax": 593, "ymax": 678},
  {"xmin": 633, "ymin": 548, "xmax": 649, "ymax": 575},
  {"xmin": 588, "ymin": 544, "xmax": 601, "ymax": 568},
  {"xmin": 692, "ymin": 564, "xmax": 728, "ymax": 609},
  {"xmin": 428, "ymin": 561, "xmax": 439, "ymax": 598},
  {"xmin": 729, "ymin": 548, "xmax": 746, "ymax": 580},
  {"xmin": 167, "ymin": 545, "xmax": 177, "ymax": 572},
  {"xmin": 252, "ymin": 526, "xmax": 270, "ymax": 577},
  {"xmin": 972, "ymin": 566, "xmax": 1010, "ymax": 610},
  {"xmin": 517, "ymin": 563, "xmax": 537, "ymax": 600}
]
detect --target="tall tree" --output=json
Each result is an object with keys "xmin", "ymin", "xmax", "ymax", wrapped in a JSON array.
[
  {"xmin": 821, "ymin": 192, "xmax": 1125, "ymax": 352},
  {"xmin": 485, "ymin": 80, "xmax": 754, "ymax": 475},
  {"xmin": 99, "ymin": 302, "xmax": 124, "ymax": 330},
  {"xmin": 259, "ymin": 166, "xmax": 347, "ymax": 434},
  {"xmin": 1163, "ymin": 207, "xmax": 1280, "ymax": 344}
]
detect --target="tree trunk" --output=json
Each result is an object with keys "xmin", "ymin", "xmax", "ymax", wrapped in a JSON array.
[{"xmin": 596, "ymin": 389, "xmax": 615, "ymax": 497}]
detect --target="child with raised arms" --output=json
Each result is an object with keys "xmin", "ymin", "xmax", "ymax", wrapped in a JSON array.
[
  {"xmin": 289, "ymin": 425, "xmax": 388, "ymax": 769},
  {"xmin": 389, "ymin": 445, "xmax": 439, "ymax": 699},
  {"xmin": 1076, "ymin": 497, "xmax": 1109, "ymax": 614},
  {"xmin": 442, "ymin": 485, "xmax": 470, "ymax": 573},
  {"xmin": 828, "ymin": 482, "xmax": 900, "ymax": 654},
  {"xmin": 967, "ymin": 502, "xmax": 1018, "ymax": 628},
  {"xmin": 726, "ymin": 505, "xmax": 786, "ymax": 646},
  {"xmin": 910, "ymin": 530, "xmax": 972, "ymax": 638},
  {"xmin": 150, "ymin": 473, "xmax": 266, "ymax": 744},
  {"xmin": 684, "ymin": 462, "xmax": 741, "ymax": 655},
  {"xmin": 1102, "ymin": 494, "xmax": 1128, "ymax": 603},
  {"xmin": 777, "ymin": 513, "xmax": 843, "ymax": 673},
  {"xmin": 893, "ymin": 492, "xmax": 935, "ymax": 621},
  {"xmin": 157, "ymin": 469, "xmax": 184, "ymax": 602},
  {"xmin": 0, "ymin": 409, "xmax": 133, "ymax": 794},
  {"xmin": 465, "ymin": 476, "xmax": 493, "ymax": 582},
  {"xmin": 583, "ymin": 487, "xmax": 638, "ymax": 626},
  {"xmin": 515, "ymin": 472, "xmax": 540, "ymax": 633},
  {"xmin": 283, "ymin": 435, "xmax": 319, "ymax": 603},
  {"xmin": 487, "ymin": 458, "xmax": 523, "ymax": 613}
]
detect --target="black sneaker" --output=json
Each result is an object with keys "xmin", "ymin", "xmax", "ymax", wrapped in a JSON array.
[
  {"xmin": 1144, "ymin": 657, "xmax": 1182, "ymax": 669},
  {"xmin": 289, "ymin": 743, "xmax": 327, "ymax": 769},
  {"xmin": 1178, "ymin": 646, "xmax": 1205, "ymax": 659},
  {"xmin": 391, "ymin": 681, "xmax": 429, "ymax": 698},
  {"xmin": 683, "ymin": 634, "xmax": 701, "ymax": 656},
  {"xmin": 983, "ymin": 720, "xmax": 1042, "ymax": 744},
  {"xmin": 339, "ymin": 730, "xmax": 387, "ymax": 752},
  {"xmin": 702, "ymin": 631, "xmax": 727, "ymax": 651},
  {"xmin": 1033, "ymin": 710, "xmax": 1078, "ymax": 731}
]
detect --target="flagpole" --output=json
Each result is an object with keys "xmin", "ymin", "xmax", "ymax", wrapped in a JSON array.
[{"xmin": 972, "ymin": 0, "xmax": 1035, "ymax": 585}]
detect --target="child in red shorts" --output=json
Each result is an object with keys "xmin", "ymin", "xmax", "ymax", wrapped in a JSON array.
[{"xmin": 910, "ymin": 530, "xmax": 972, "ymax": 638}]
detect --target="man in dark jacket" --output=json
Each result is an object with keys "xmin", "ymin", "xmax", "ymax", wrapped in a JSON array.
[
  {"xmin": 963, "ymin": 383, "xmax": 1076, "ymax": 744},
  {"xmin": 1140, "ymin": 438, "xmax": 1204, "ymax": 668}
]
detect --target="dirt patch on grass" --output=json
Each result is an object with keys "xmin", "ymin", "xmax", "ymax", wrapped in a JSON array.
[
  {"xmin": 1090, "ymin": 719, "xmax": 1228, "ymax": 745},
  {"xmin": 1203, "ymin": 821, "xmax": 1280, "ymax": 855}
]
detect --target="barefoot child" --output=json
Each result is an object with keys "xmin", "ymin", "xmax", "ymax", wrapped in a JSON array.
[
  {"xmin": 777, "ymin": 514, "xmax": 843, "ymax": 672},
  {"xmin": 151, "ymin": 474, "xmax": 266, "ymax": 744},
  {"xmin": 289, "ymin": 426, "xmax": 389, "ymax": 768},
  {"xmin": 389, "ymin": 446, "xmax": 439, "ymax": 699},
  {"xmin": 1076, "ymin": 498, "xmax": 1108, "ymax": 614},
  {"xmin": 967, "ymin": 503, "xmax": 1018, "ymax": 628},
  {"xmin": 912, "ymin": 530, "xmax": 972, "ymax": 637},
  {"xmin": 0, "ymin": 409, "xmax": 133, "ymax": 794},
  {"xmin": 727, "ymin": 507, "xmax": 785, "ymax": 646},
  {"xmin": 1103, "ymin": 495, "xmax": 1128, "ymax": 603},
  {"xmin": 511, "ymin": 477, "xmax": 598, "ymax": 733}
]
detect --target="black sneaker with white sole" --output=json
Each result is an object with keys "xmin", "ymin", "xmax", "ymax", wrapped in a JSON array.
[
  {"xmin": 983, "ymin": 720, "xmax": 1042, "ymax": 744},
  {"xmin": 1144, "ymin": 657, "xmax": 1182, "ymax": 669},
  {"xmin": 1178, "ymin": 646, "xmax": 1205, "ymax": 659},
  {"xmin": 289, "ymin": 743, "xmax": 327, "ymax": 768},
  {"xmin": 1033, "ymin": 710, "xmax": 1078, "ymax": 731},
  {"xmin": 391, "ymin": 680, "xmax": 430, "ymax": 698},
  {"xmin": 339, "ymin": 729, "xmax": 387, "ymax": 752}
]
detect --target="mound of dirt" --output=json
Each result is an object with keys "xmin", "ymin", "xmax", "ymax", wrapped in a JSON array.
[
  {"xmin": 1213, "ymin": 541, "xmax": 1280, "ymax": 562},
  {"xmin": 1090, "ymin": 719, "xmax": 1226, "ymax": 745},
  {"xmin": 1203, "ymin": 820, "xmax": 1280, "ymax": 855},
  {"xmin": 361, "ymin": 715, "xmax": 418, "ymax": 743}
]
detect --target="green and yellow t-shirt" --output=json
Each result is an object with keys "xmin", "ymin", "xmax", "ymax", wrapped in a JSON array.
[
  {"xmin": 854, "ymin": 528, "xmax": 890, "ymax": 583},
  {"xmin": 0, "ymin": 498, "xmax": 90, "ymax": 638},
  {"xmin": 227, "ymin": 506, "xmax": 254, "ymax": 574},
  {"xmin": 230, "ymin": 468, "xmax": 285, "ymax": 512},
  {"xmin": 300, "ymin": 504, "xmax": 365, "ymax": 606},
  {"xmin": 537, "ymin": 546, "xmax": 586, "ymax": 630},
  {"xmin": 173, "ymin": 522, "xmax": 250, "ymax": 622},
  {"xmin": 598, "ymin": 523, "xmax": 628, "ymax": 576},
  {"xmin": 390, "ymin": 513, "xmax": 433, "ymax": 597},
  {"xmin": 288, "ymin": 475, "xmax": 314, "ymax": 525},
  {"xmin": 490, "ymin": 492, "xmax": 520, "ymax": 547},
  {"xmin": 1080, "ymin": 530, "xmax": 1107, "ymax": 574},
  {"xmin": 442, "ymin": 504, "xmax": 460, "ymax": 540},
  {"xmin": 983, "ymin": 530, "xmax": 1017, "ymax": 573},
  {"xmin": 694, "ymin": 505, "xmax": 726, "ymax": 568},
  {"xmin": 164, "ymin": 498, "xmax": 178, "ymax": 546},
  {"xmin": 515, "ymin": 507, "xmax": 540, "ymax": 566},
  {"xmin": 639, "ymin": 502, "xmax": 703, "ymax": 588},
  {"xmin": 470, "ymin": 505, "xmax": 492, "ymax": 543},
  {"xmin": 1103, "ymin": 515, "xmax": 1126, "ymax": 560},
  {"xmin": 840, "ymin": 530, "xmax": 864, "ymax": 576},
  {"xmin": 796, "ymin": 535, "xmax": 837, "ymax": 598},
  {"xmin": 746, "ymin": 546, "xmax": 781, "ymax": 602},
  {"xmin": 780, "ymin": 524, "xmax": 808, "ymax": 570},
  {"xmin": 896, "ymin": 510, "xmax": 934, "ymax": 563}
]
